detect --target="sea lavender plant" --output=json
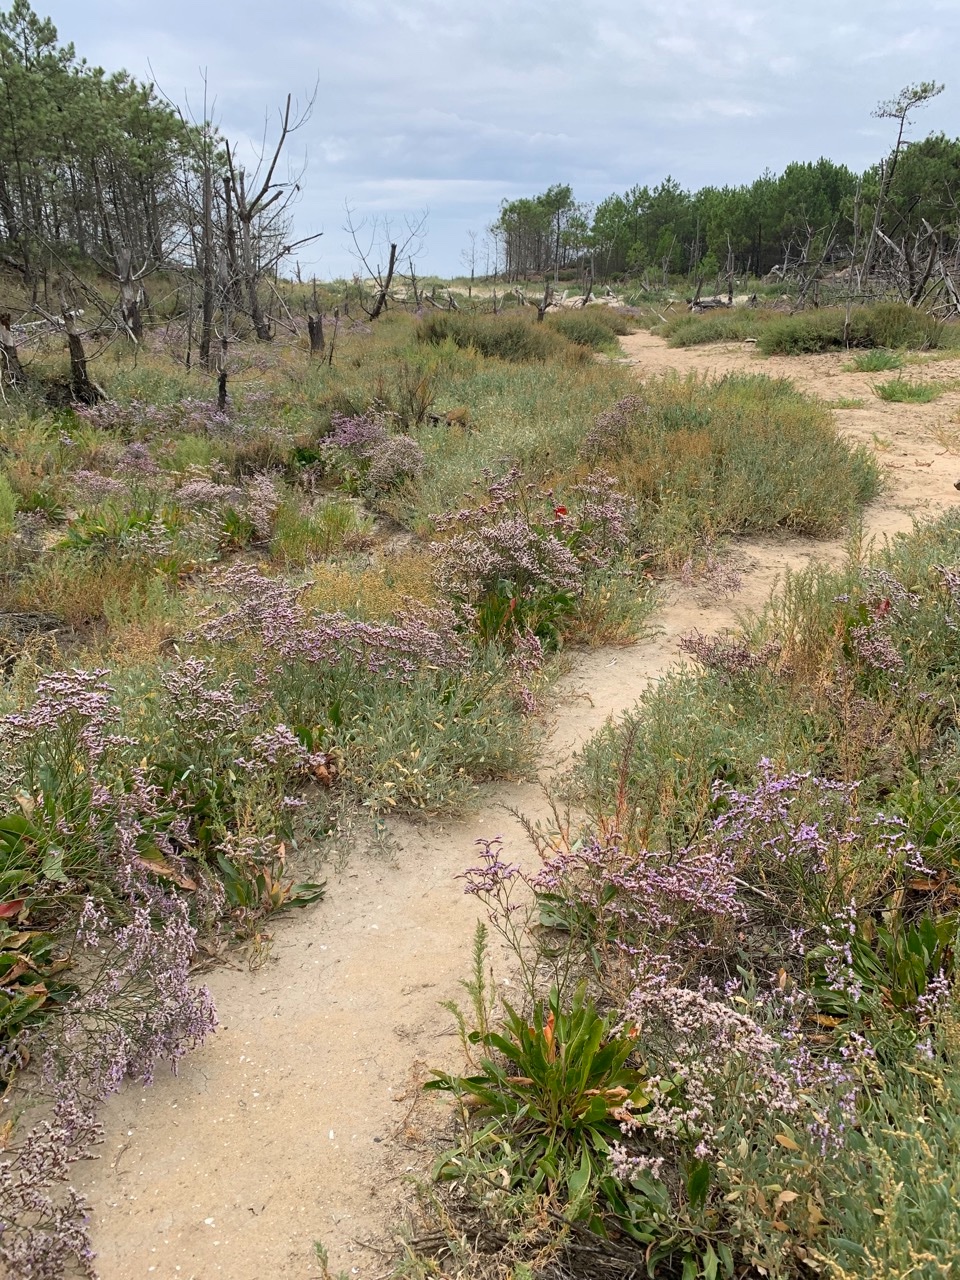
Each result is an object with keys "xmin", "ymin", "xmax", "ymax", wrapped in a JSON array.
[
  {"xmin": 581, "ymin": 394, "xmax": 646, "ymax": 460},
  {"xmin": 193, "ymin": 563, "xmax": 469, "ymax": 683},
  {"xmin": 679, "ymin": 630, "xmax": 781, "ymax": 681},
  {"xmin": 365, "ymin": 434, "xmax": 425, "ymax": 492}
]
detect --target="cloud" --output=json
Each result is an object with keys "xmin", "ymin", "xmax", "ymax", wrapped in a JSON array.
[{"xmin": 38, "ymin": 0, "xmax": 960, "ymax": 275}]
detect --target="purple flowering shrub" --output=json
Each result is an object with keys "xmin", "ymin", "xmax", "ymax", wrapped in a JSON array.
[
  {"xmin": 443, "ymin": 819, "xmax": 862, "ymax": 1271},
  {"xmin": 435, "ymin": 522, "xmax": 960, "ymax": 1269},
  {"xmin": 184, "ymin": 564, "xmax": 532, "ymax": 812},
  {"xmin": 431, "ymin": 466, "xmax": 640, "ymax": 648},
  {"xmin": 322, "ymin": 410, "xmax": 425, "ymax": 496},
  {"xmin": 0, "ymin": 672, "xmax": 219, "ymax": 1277}
]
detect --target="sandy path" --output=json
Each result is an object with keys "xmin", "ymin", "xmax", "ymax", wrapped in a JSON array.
[{"xmin": 72, "ymin": 333, "xmax": 960, "ymax": 1280}]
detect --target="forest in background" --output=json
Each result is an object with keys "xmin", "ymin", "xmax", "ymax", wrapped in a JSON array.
[{"xmin": 1, "ymin": 0, "xmax": 959, "ymax": 335}]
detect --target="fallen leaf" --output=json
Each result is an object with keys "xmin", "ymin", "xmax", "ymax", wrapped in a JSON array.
[{"xmin": 133, "ymin": 857, "xmax": 197, "ymax": 891}]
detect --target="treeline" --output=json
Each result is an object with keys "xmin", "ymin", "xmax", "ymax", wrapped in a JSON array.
[
  {"xmin": 491, "ymin": 121, "xmax": 960, "ymax": 285},
  {"xmin": 0, "ymin": 1, "xmax": 189, "ymax": 275},
  {"xmin": 0, "ymin": 1, "xmax": 317, "ymax": 359}
]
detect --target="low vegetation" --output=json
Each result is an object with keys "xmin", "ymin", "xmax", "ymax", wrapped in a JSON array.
[
  {"xmin": 661, "ymin": 301, "xmax": 952, "ymax": 355},
  {"xmin": 873, "ymin": 376, "xmax": 946, "ymax": 403},
  {"xmin": 0, "ymin": 296, "xmax": 881, "ymax": 1274},
  {"xmin": 424, "ymin": 515, "xmax": 960, "ymax": 1279}
]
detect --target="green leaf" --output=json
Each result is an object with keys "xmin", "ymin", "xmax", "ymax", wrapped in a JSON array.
[
  {"xmin": 41, "ymin": 847, "xmax": 68, "ymax": 884},
  {"xmin": 703, "ymin": 1243, "xmax": 719, "ymax": 1280},
  {"xmin": 686, "ymin": 1158, "xmax": 711, "ymax": 1209},
  {"xmin": 567, "ymin": 1146, "xmax": 592, "ymax": 1202}
]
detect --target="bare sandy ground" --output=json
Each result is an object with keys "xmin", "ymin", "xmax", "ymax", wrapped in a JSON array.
[{"xmin": 68, "ymin": 332, "xmax": 960, "ymax": 1280}]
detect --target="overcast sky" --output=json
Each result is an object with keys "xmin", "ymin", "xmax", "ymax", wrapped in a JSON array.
[{"xmin": 40, "ymin": 0, "xmax": 960, "ymax": 277}]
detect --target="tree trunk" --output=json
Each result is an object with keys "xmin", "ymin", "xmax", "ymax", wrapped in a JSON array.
[
  {"xmin": 117, "ymin": 246, "xmax": 143, "ymax": 341},
  {"xmin": 368, "ymin": 243, "xmax": 397, "ymax": 320},
  {"xmin": 307, "ymin": 313, "xmax": 324, "ymax": 354},
  {"xmin": 0, "ymin": 313, "xmax": 25, "ymax": 388},
  {"xmin": 63, "ymin": 311, "xmax": 104, "ymax": 405},
  {"xmin": 199, "ymin": 160, "xmax": 215, "ymax": 371},
  {"xmin": 222, "ymin": 177, "xmax": 246, "ymax": 320}
]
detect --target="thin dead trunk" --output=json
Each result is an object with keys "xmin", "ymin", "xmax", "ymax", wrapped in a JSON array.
[
  {"xmin": 199, "ymin": 157, "xmax": 215, "ymax": 371},
  {"xmin": 368, "ymin": 243, "xmax": 397, "ymax": 320},
  {"xmin": 63, "ymin": 310, "xmax": 104, "ymax": 404},
  {"xmin": 0, "ymin": 313, "xmax": 25, "ymax": 388},
  {"xmin": 307, "ymin": 313, "xmax": 324, "ymax": 354},
  {"xmin": 117, "ymin": 246, "xmax": 143, "ymax": 341}
]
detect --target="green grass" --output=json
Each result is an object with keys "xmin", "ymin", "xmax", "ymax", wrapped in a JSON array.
[
  {"xmin": 873, "ymin": 376, "xmax": 945, "ymax": 403},
  {"xmin": 759, "ymin": 302, "xmax": 945, "ymax": 356},
  {"xmin": 544, "ymin": 306, "xmax": 637, "ymax": 351},
  {"xmin": 663, "ymin": 302, "xmax": 949, "ymax": 355},
  {"xmin": 585, "ymin": 372, "xmax": 880, "ymax": 565},
  {"xmin": 418, "ymin": 310, "xmax": 582, "ymax": 362},
  {"xmin": 660, "ymin": 308, "xmax": 777, "ymax": 346},
  {"xmin": 844, "ymin": 348, "xmax": 903, "ymax": 372}
]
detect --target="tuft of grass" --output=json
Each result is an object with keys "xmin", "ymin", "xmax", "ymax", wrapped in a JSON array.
[
  {"xmin": 269, "ymin": 495, "xmax": 374, "ymax": 567},
  {"xmin": 418, "ymin": 311, "xmax": 584, "ymax": 363},
  {"xmin": 660, "ymin": 308, "xmax": 777, "ymax": 347},
  {"xmin": 0, "ymin": 470, "xmax": 16, "ymax": 537},
  {"xmin": 873, "ymin": 377, "xmax": 945, "ymax": 403},
  {"xmin": 586, "ymin": 373, "xmax": 880, "ymax": 565},
  {"xmin": 830, "ymin": 397, "xmax": 866, "ymax": 409},
  {"xmin": 844, "ymin": 348, "xmax": 903, "ymax": 372},
  {"xmin": 544, "ymin": 310, "xmax": 622, "ymax": 352}
]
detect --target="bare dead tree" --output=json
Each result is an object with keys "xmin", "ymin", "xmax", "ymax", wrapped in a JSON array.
[
  {"xmin": 224, "ymin": 89, "xmax": 322, "ymax": 340},
  {"xmin": 461, "ymin": 229, "xmax": 478, "ymax": 298},
  {"xmin": 344, "ymin": 206, "xmax": 428, "ymax": 320},
  {"xmin": 535, "ymin": 280, "xmax": 553, "ymax": 322},
  {"xmin": 327, "ymin": 306, "xmax": 340, "ymax": 367},
  {"xmin": 306, "ymin": 279, "xmax": 324, "ymax": 354},
  {"xmin": 0, "ymin": 313, "xmax": 24, "ymax": 388},
  {"xmin": 61, "ymin": 307, "xmax": 105, "ymax": 404},
  {"xmin": 114, "ymin": 245, "xmax": 149, "ymax": 341}
]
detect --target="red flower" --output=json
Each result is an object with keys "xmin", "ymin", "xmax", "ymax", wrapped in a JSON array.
[{"xmin": 553, "ymin": 505, "xmax": 568, "ymax": 518}]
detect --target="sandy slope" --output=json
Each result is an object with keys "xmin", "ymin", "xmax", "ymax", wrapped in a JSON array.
[{"xmin": 71, "ymin": 332, "xmax": 960, "ymax": 1280}]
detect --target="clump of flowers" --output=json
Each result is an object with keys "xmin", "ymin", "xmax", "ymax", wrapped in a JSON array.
[
  {"xmin": 0, "ymin": 668, "xmax": 218, "ymax": 1277},
  {"xmin": 322, "ymin": 411, "xmax": 425, "ymax": 495},
  {"xmin": 366, "ymin": 434, "xmax": 425, "ymax": 492},
  {"xmin": 192, "ymin": 563, "xmax": 469, "ymax": 683},
  {"xmin": 679, "ymin": 543, "xmax": 743, "ymax": 597},
  {"xmin": 680, "ymin": 630, "xmax": 781, "ymax": 681},
  {"xmin": 68, "ymin": 470, "xmax": 128, "ymax": 503},
  {"xmin": 581, "ymin": 394, "xmax": 646, "ymax": 459},
  {"xmin": 430, "ymin": 467, "xmax": 638, "ymax": 648}
]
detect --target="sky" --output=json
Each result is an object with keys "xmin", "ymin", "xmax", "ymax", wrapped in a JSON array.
[{"xmin": 40, "ymin": 0, "xmax": 960, "ymax": 278}]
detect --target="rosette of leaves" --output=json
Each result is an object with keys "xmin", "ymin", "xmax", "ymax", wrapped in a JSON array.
[{"xmin": 426, "ymin": 985, "xmax": 655, "ymax": 1232}]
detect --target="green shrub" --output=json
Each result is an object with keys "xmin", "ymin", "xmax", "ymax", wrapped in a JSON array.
[
  {"xmin": 757, "ymin": 312, "xmax": 846, "ymax": 355},
  {"xmin": 585, "ymin": 373, "xmax": 880, "ymax": 563},
  {"xmin": 418, "ymin": 311, "xmax": 578, "ymax": 362},
  {"xmin": 873, "ymin": 377, "xmax": 944, "ymax": 403},
  {"xmin": 545, "ymin": 310, "xmax": 622, "ymax": 351},
  {"xmin": 758, "ymin": 303, "xmax": 943, "ymax": 356},
  {"xmin": 661, "ymin": 309, "xmax": 775, "ymax": 346}
]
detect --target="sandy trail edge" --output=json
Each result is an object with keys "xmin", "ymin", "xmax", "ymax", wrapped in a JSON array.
[{"xmin": 69, "ymin": 333, "xmax": 960, "ymax": 1280}]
